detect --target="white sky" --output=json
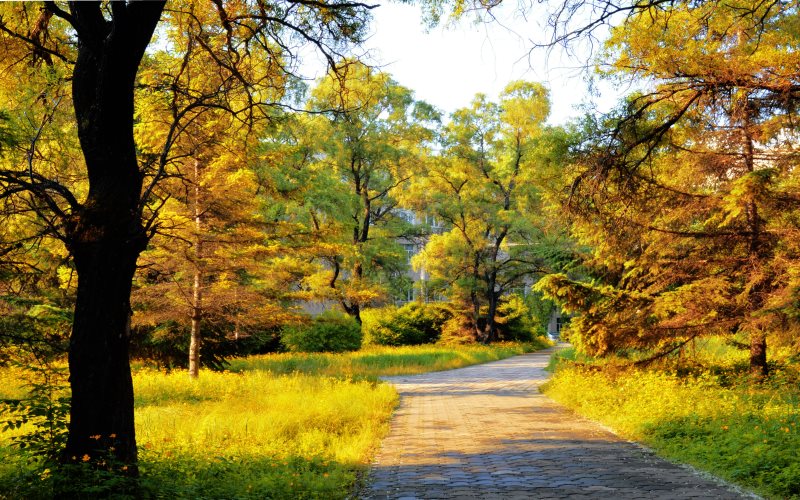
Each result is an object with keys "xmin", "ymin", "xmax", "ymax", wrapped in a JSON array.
[{"xmin": 355, "ymin": 1, "xmax": 624, "ymax": 125}]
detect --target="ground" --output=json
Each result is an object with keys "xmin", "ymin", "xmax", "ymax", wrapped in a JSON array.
[{"xmin": 363, "ymin": 348, "xmax": 756, "ymax": 499}]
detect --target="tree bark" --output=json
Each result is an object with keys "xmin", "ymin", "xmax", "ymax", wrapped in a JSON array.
[
  {"xmin": 485, "ymin": 286, "xmax": 499, "ymax": 343},
  {"xmin": 750, "ymin": 331, "xmax": 768, "ymax": 378},
  {"xmin": 189, "ymin": 161, "xmax": 203, "ymax": 378},
  {"xmin": 61, "ymin": 1, "xmax": 165, "ymax": 470},
  {"xmin": 66, "ymin": 242, "xmax": 143, "ymax": 468},
  {"xmin": 742, "ymin": 110, "xmax": 769, "ymax": 378}
]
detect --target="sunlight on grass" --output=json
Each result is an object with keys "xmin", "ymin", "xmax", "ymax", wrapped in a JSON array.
[
  {"xmin": 0, "ymin": 365, "xmax": 42, "ymax": 400},
  {"xmin": 134, "ymin": 370, "xmax": 397, "ymax": 498},
  {"xmin": 0, "ymin": 342, "xmax": 542, "ymax": 498},
  {"xmin": 543, "ymin": 346, "xmax": 800, "ymax": 499},
  {"xmin": 227, "ymin": 342, "xmax": 544, "ymax": 378}
]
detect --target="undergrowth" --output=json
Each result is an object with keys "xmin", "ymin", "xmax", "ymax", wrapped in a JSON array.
[
  {"xmin": 543, "ymin": 342, "xmax": 800, "ymax": 499},
  {"xmin": 227, "ymin": 342, "xmax": 546, "ymax": 378},
  {"xmin": 0, "ymin": 342, "xmax": 542, "ymax": 498}
]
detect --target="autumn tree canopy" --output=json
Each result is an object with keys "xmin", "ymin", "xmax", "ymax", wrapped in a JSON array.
[
  {"xmin": 0, "ymin": 0, "xmax": 375, "ymax": 472},
  {"xmin": 536, "ymin": 0, "xmax": 800, "ymax": 375},
  {"xmin": 412, "ymin": 81, "xmax": 559, "ymax": 341}
]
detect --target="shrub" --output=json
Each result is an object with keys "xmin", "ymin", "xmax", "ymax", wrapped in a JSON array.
[
  {"xmin": 369, "ymin": 302, "xmax": 452, "ymax": 346},
  {"xmin": 281, "ymin": 311, "xmax": 362, "ymax": 353},
  {"xmin": 495, "ymin": 294, "xmax": 539, "ymax": 342},
  {"xmin": 131, "ymin": 320, "xmax": 283, "ymax": 371},
  {"xmin": 130, "ymin": 322, "xmax": 231, "ymax": 371},
  {"xmin": 360, "ymin": 306, "xmax": 396, "ymax": 346},
  {"xmin": 438, "ymin": 314, "xmax": 478, "ymax": 345}
]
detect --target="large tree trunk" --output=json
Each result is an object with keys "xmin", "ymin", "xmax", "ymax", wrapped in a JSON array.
[
  {"xmin": 61, "ymin": 2, "xmax": 165, "ymax": 470},
  {"xmin": 66, "ymin": 240, "xmax": 144, "ymax": 468}
]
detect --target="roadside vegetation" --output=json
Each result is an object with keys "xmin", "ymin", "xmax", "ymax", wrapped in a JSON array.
[
  {"xmin": 229, "ymin": 342, "xmax": 546, "ymax": 378},
  {"xmin": 543, "ymin": 342, "xmax": 800, "ymax": 499},
  {"xmin": 1, "ymin": 0, "xmax": 797, "ymax": 495},
  {"xmin": 0, "ymin": 342, "xmax": 543, "ymax": 499}
]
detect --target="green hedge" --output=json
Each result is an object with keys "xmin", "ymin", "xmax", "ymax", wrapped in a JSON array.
[
  {"xmin": 281, "ymin": 311, "xmax": 362, "ymax": 353},
  {"xmin": 366, "ymin": 302, "xmax": 452, "ymax": 346}
]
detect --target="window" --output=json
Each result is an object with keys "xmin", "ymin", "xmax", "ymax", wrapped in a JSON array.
[
  {"xmin": 402, "ymin": 243, "xmax": 416, "ymax": 262},
  {"xmin": 425, "ymin": 214, "xmax": 444, "ymax": 233}
]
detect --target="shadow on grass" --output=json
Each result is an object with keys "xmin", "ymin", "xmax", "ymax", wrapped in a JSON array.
[
  {"xmin": 0, "ymin": 448, "xmax": 359, "ymax": 499},
  {"xmin": 139, "ymin": 452, "xmax": 356, "ymax": 499},
  {"xmin": 640, "ymin": 412, "xmax": 800, "ymax": 499}
]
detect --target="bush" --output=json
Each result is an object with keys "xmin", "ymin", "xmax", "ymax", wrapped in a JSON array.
[
  {"xmin": 360, "ymin": 306, "xmax": 395, "ymax": 345},
  {"xmin": 281, "ymin": 311, "xmax": 362, "ymax": 353},
  {"xmin": 438, "ymin": 314, "xmax": 478, "ymax": 345},
  {"xmin": 368, "ymin": 302, "xmax": 452, "ymax": 346},
  {"xmin": 131, "ymin": 321, "xmax": 283, "ymax": 371},
  {"xmin": 130, "ymin": 322, "xmax": 231, "ymax": 371},
  {"xmin": 495, "ymin": 294, "xmax": 539, "ymax": 342}
]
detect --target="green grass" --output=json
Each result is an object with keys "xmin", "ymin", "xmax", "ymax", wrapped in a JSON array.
[
  {"xmin": 227, "ymin": 342, "xmax": 546, "ymax": 378},
  {"xmin": 543, "ymin": 345, "xmax": 800, "ymax": 499},
  {"xmin": 0, "ymin": 342, "xmax": 543, "ymax": 498}
]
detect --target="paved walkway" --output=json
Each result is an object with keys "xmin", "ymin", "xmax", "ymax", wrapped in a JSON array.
[{"xmin": 362, "ymin": 348, "xmax": 753, "ymax": 499}]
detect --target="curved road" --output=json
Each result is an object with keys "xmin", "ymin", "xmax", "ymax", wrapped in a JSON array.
[{"xmin": 363, "ymin": 348, "xmax": 754, "ymax": 499}]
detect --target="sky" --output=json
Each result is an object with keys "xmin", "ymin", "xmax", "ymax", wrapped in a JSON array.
[{"xmin": 352, "ymin": 1, "xmax": 625, "ymax": 125}]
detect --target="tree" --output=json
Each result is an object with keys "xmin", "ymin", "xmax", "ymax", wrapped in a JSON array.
[
  {"xmin": 536, "ymin": 0, "xmax": 800, "ymax": 375},
  {"xmin": 130, "ymin": 15, "xmax": 302, "ymax": 377},
  {"xmin": 297, "ymin": 61, "xmax": 440, "ymax": 322},
  {"xmin": 132, "ymin": 111, "xmax": 293, "ymax": 377},
  {"xmin": 413, "ymin": 81, "xmax": 555, "ymax": 341},
  {"xmin": 0, "ymin": 0, "xmax": 373, "ymax": 471}
]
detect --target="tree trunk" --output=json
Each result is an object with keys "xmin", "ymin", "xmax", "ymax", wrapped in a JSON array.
[
  {"xmin": 742, "ymin": 111, "xmax": 769, "ymax": 379},
  {"xmin": 750, "ymin": 331, "xmax": 768, "ymax": 378},
  {"xmin": 341, "ymin": 257, "xmax": 363, "ymax": 324},
  {"xmin": 189, "ymin": 269, "xmax": 202, "ymax": 378},
  {"xmin": 189, "ymin": 160, "xmax": 203, "ymax": 378},
  {"xmin": 61, "ymin": 2, "xmax": 165, "ymax": 470},
  {"xmin": 485, "ymin": 287, "xmax": 499, "ymax": 343},
  {"xmin": 66, "ymin": 240, "xmax": 144, "ymax": 469},
  {"xmin": 470, "ymin": 288, "xmax": 483, "ymax": 341}
]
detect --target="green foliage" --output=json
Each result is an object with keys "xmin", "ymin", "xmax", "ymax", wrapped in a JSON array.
[
  {"xmin": 229, "ymin": 342, "xmax": 542, "ymax": 377},
  {"xmin": 523, "ymin": 291, "xmax": 556, "ymax": 338},
  {"xmin": 368, "ymin": 302, "xmax": 453, "ymax": 346},
  {"xmin": 130, "ymin": 322, "xmax": 233, "ymax": 371},
  {"xmin": 0, "ymin": 364, "xmax": 69, "ymax": 467},
  {"xmin": 130, "ymin": 322, "xmax": 283, "ymax": 371},
  {"xmin": 409, "ymin": 81, "xmax": 569, "ymax": 341},
  {"xmin": 359, "ymin": 306, "xmax": 394, "ymax": 345},
  {"xmin": 281, "ymin": 312, "xmax": 362, "ymax": 353},
  {"xmin": 438, "ymin": 314, "xmax": 479, "ymax": 345},
  {"xmin": 0, "ymin": 111, "xmax": 16, "ymax": 153},
  {"xmin": 543, "ymin": 346, "xmax": 800, "ymax": 498},
  {"xmin": 0, "ymin": 297, "xmax": 71, "ymax": 365},
  {"xmin": 0, "ymin": 343, "xmax": 544, "ymax": 498},
  {"xmin": 495, "ymin": 294, "xmax": 538, "ymax": 342}
]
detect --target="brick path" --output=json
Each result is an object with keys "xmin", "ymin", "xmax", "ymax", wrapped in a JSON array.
[{"xmin": 362, "ymin": 348, "xmax": 754, "ymax": 499}]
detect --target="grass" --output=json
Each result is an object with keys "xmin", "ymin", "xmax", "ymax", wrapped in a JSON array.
[
  {"xmin": 0, "ymin": 341, "xmax": 543, "ymax": 498},
  {"xmin": 542, "ymin": 342, "xmax": 800, "ymax": 499},
  {"xmin": 227, "ymin": 342, "xmax": 545, "ymax": 378}
]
